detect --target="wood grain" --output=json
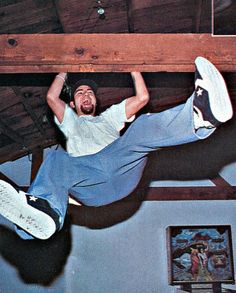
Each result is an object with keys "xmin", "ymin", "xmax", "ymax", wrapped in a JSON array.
[{"xmin": 0, "ymin": 34, "xmax": 236, "ymax": 73}]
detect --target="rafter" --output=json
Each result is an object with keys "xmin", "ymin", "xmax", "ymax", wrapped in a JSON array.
[
  {"xmin": 210, "ymin": 175, "xmax": 232, "ymax": 187},
  {"xmin": 125, "ymin": 0, "xmax": 135, "ymax": 33},
  {"xmin": 0, "ymin": 137, "xmax": 57, "ymax": 164},
  {"xmin": 0, "ymin": 34, "xmax": 236, "ymax": 73},
  {"xmin": 11, "ymin": 87, "xmax": 46, "ymax": 136},
  {"xmin": 0, "ymin": 117, "xmax": 26, "ymax": 147},
  {"xmin": 52, "ymin": 0, "xmax": 66, "ymax": 33},
  {"xmin": 30, "ymin": 148, "xmax": 44, "ymax": 183}
]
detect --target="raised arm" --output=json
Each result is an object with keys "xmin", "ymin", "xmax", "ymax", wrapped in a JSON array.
[
  {"xmin": 125, "ymin": 72, "xmax": 150, "ymax": 119},
  {"xmin": 46, "ymin": 73, "xmax": 67, "ymax": 123}
]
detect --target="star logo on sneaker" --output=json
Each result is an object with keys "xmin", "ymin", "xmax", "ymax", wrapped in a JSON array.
[
  {"xmin": 196, "ymin": 88, "xmax": 203, "ymax": 97},
  {"xmin": 29, "ymin": 195, "xmax": 38, "ymax": 202}
]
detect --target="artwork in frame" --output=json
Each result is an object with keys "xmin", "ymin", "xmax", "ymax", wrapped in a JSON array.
[{"xmin": 166, "ymin": 225, "xmax": 235, "ymax": 285}]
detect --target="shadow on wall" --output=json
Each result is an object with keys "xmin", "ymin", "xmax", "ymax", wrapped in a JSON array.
[
  {"xmin": 0, "ymin": 201, "xmax": 142, "ymax": 286},
  {"xmin": 140, "ymin": 114, "xmax": 236, "ymax": 183},
  {"xmin": 0, "ymin": 216, "xmax": 72, "ymax": 286},
  {"xmin": 69, "ymin": 197, "xmax": 142, "ymax": 229}
]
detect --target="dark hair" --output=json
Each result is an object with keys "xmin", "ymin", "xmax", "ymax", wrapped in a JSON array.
[{"xmin": 71, "ymin": 79, "xmax": 98, "ymax": 100}]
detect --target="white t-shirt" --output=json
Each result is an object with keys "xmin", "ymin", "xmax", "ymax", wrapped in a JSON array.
[{"xmin": 54, "ymin": 99, "xmax": 134, "ymax": 157}]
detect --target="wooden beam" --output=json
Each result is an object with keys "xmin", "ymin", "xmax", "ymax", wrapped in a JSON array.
[
  {"xmin": 141, "ymin": 187, "xmax": 236, "ymax": 201},
  {"xmin": 69, "ymin": 186, "xmax": 236, "ymax": 207},
  {"xmin": 1, "ymin": 177, "xmax": 234, "ymax": 202},
  {"xmin": 0, "ymin": 34, "xmax": 236, "ymax": 73},
  {"xmin": 211, "ymin": 175, "xmax": 232, "ymax": 187},
  {"xmin": 30, "ymin": 148, "xmax": 44, "ymax": 183}
]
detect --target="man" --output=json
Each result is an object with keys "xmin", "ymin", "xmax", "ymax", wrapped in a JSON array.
[{"xmin": 0, "ymin": 57, "xmax": 233, "ymax": 240}]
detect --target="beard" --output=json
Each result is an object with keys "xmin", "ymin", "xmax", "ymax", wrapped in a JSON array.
[{"xmin": 80, "ymin": 104, "xmax": 95, "ymax": 115}]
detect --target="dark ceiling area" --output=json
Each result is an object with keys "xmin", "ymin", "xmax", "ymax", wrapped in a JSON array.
[
  {"xmin": 0, "ymin": 0, "xmax": 235, "ymax": 164},
  {"xmin": 214, "ymin": 0, "xmax": 236, "ymax": 35}
]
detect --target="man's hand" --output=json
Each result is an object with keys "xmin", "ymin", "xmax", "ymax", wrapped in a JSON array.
[{"xmin": 125, "ymin": 72, "xmax": 150, "ymax": 119}]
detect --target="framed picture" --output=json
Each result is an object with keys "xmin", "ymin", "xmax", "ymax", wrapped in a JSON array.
[{"xmin": 166, "ymin": 225, "xmax": 235, "ymax": 285}]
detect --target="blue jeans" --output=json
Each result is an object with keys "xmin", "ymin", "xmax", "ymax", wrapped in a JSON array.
[{"xmin": 16, "ymin": 94, "xmax": 214, "ymax": 239}]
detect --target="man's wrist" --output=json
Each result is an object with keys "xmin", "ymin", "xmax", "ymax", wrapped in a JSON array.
[{"xmin": 56, "ymin": 73, "xmax": 67, "ymax": 83}]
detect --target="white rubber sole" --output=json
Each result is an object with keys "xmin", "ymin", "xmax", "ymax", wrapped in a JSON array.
[
  {"xmin": 0, "ymin": 180, "xmax": 56, "ymax": 240},
  {"xmin": 195, "ymin": 56, "xmax": 233, "ymax": 123}
]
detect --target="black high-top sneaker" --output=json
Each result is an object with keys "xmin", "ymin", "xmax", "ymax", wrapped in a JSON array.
[
  {"xmin": 0, "ymin": 180, "xmax": 60, "ymax": 240},
  {"xmin": 193, "ymin": 57, "xmax": 233, "ymax": 128}
]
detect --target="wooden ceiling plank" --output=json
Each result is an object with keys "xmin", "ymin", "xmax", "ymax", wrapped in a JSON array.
[
  {"xmin": 0, "ymin": 0, "xmax": 63, "ymax": 34},
  {"xmin": 12, "ymin": 86, "xmax": 46, "ymax": 136},
  {"xmin": 0, "ymin": 34, "xmax": 236, "ymax": 73},
  {"xmin": 130, "ymin": 0, "xmax": 211, "ymax": 33},
  {"xmin": 0, "ymin": 118, "xmax": 26, "ymax": 146},
  {"xmin": 52, "ymin": 0, "xmax": 65, "ymax": 33},
  {"xmin": 52, "ymin": 0, "xmax": 129, "ymax": 33},
  {"xmin": 193, "ymin": 0, "xmax": 203, "ymax": 33},
  {"xmin": 125, "ymin": 0, "xmax": 135, "ymax": 33}
]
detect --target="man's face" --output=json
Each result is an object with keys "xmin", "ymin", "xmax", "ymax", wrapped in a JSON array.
[{"xmin": 71, "ymin": 85, "xmax": 97, "ymax": 116}]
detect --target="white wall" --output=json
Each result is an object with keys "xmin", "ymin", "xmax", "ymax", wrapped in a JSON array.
[
  {"xmin": 1, "ymin": 201, "xmax": 235, "ymax": 293},
  {"xmin": 64, "ymin": 201, "xmax": 236, "ymax": 293},
  {"xmin": 0, "ymin": 154, "xmax": 236, "ymax": 292}
]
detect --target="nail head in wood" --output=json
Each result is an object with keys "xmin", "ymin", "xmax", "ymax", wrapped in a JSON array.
[
  {"xmin": 75, "ymin": 48, "xmax": 85, "ymax": 55},
  {"xmin": 7, "ymin": 38, "xmax": 18, "ymax": 47}
]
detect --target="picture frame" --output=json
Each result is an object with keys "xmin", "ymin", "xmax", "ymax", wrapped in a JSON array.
[{"xmin": 166, "ymin": 225, "xmax": 235, "ymax": 285}]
